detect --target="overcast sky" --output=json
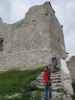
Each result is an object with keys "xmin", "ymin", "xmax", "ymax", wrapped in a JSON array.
[{"xmin": 0, "ymin": 0, "xmax": 75, "ymax": 56}]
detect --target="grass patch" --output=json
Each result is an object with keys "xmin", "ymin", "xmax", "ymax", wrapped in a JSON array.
[{"xmin": 0, "ymin": 67, "xmax": 43, "ymax": 100}]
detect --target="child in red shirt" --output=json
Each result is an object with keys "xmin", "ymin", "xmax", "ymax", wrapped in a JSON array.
[
  {"xmin": 42, "ymin": 66, "xmax": 49, "ymax": 100},
  {"xmin": 43, "ymin": 67, "xmax": 49, "ymax": 86}
]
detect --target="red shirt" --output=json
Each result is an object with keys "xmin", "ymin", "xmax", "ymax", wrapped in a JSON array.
[{"xmin": 42, "ymin": 70, "xmax": 49, "ymax": 85}]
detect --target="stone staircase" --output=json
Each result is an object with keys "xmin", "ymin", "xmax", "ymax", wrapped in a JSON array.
[
  {"xmin": 35, "ymin": 70, "xmax": 73, "ymax": 100},
  {"xmin": 31, "ymin": 59, "xmax": 73, "ymax": 99},
  {"xmin": 51, "ymin": 71, "xmax": 63, "ymax": 91}
]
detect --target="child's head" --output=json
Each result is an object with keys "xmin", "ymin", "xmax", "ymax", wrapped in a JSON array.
[
  {"xmin": 52, "ymin": 57, "xmax": 58, "ymax": 66},
  {"xmin": 44, "ymin": 66, "xmax": 48, "ymax": 71}
]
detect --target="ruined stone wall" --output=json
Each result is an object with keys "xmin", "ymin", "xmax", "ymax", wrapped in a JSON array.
[
  {"xmin": 67, "ymin": 56, "xmax": 75, "ymax": 80},
  {"xmin": 0, "ymin": 2, "xmax": 66, "ymax": 71}
]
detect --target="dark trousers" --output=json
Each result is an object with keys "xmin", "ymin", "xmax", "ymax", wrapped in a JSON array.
[
  {"xmin": 44, "ymin": 86, "xmax": 49, "ymax": 100},
  {"xmin": 44, "ymin": 85, "xmax": 52, "ymax": 100}
]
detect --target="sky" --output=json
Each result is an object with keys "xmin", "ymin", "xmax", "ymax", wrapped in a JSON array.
[{"xmin": 0, "ymin": 0, "xmax": 75, "ymax": 56}]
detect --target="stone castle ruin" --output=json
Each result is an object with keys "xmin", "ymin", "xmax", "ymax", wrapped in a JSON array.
[
  {"xmin": 0, "ymin": 2, "xmax": 66, "ymax": 71},
  {"xmin": 67, "ymin": 56, "xmax": 75, "ymax": 80}
]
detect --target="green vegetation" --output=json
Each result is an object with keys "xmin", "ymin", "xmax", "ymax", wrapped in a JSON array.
[{"xmin": 0, "ymin": 68, "xmax": 43, "ymax": 100}]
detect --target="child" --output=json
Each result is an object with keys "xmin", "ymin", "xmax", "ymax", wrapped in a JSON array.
[{"xmin": 43, "ymin": 66, "xmax": 52, "ymax": 100}]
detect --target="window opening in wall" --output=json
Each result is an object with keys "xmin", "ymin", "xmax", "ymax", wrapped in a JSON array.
[{"xmin": 0, "ymin": 38, "xmax": 4, "ymax": 51}]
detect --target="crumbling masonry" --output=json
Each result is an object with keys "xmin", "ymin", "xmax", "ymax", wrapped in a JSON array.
[{"xmin": 0, "ymin": 2, "xmax": 66, "ymax": 71}]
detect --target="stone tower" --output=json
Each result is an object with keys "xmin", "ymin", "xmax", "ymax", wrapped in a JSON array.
[{"xmin": 0, "ymin": 2, "xmax": 66, "ymax": 71}]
